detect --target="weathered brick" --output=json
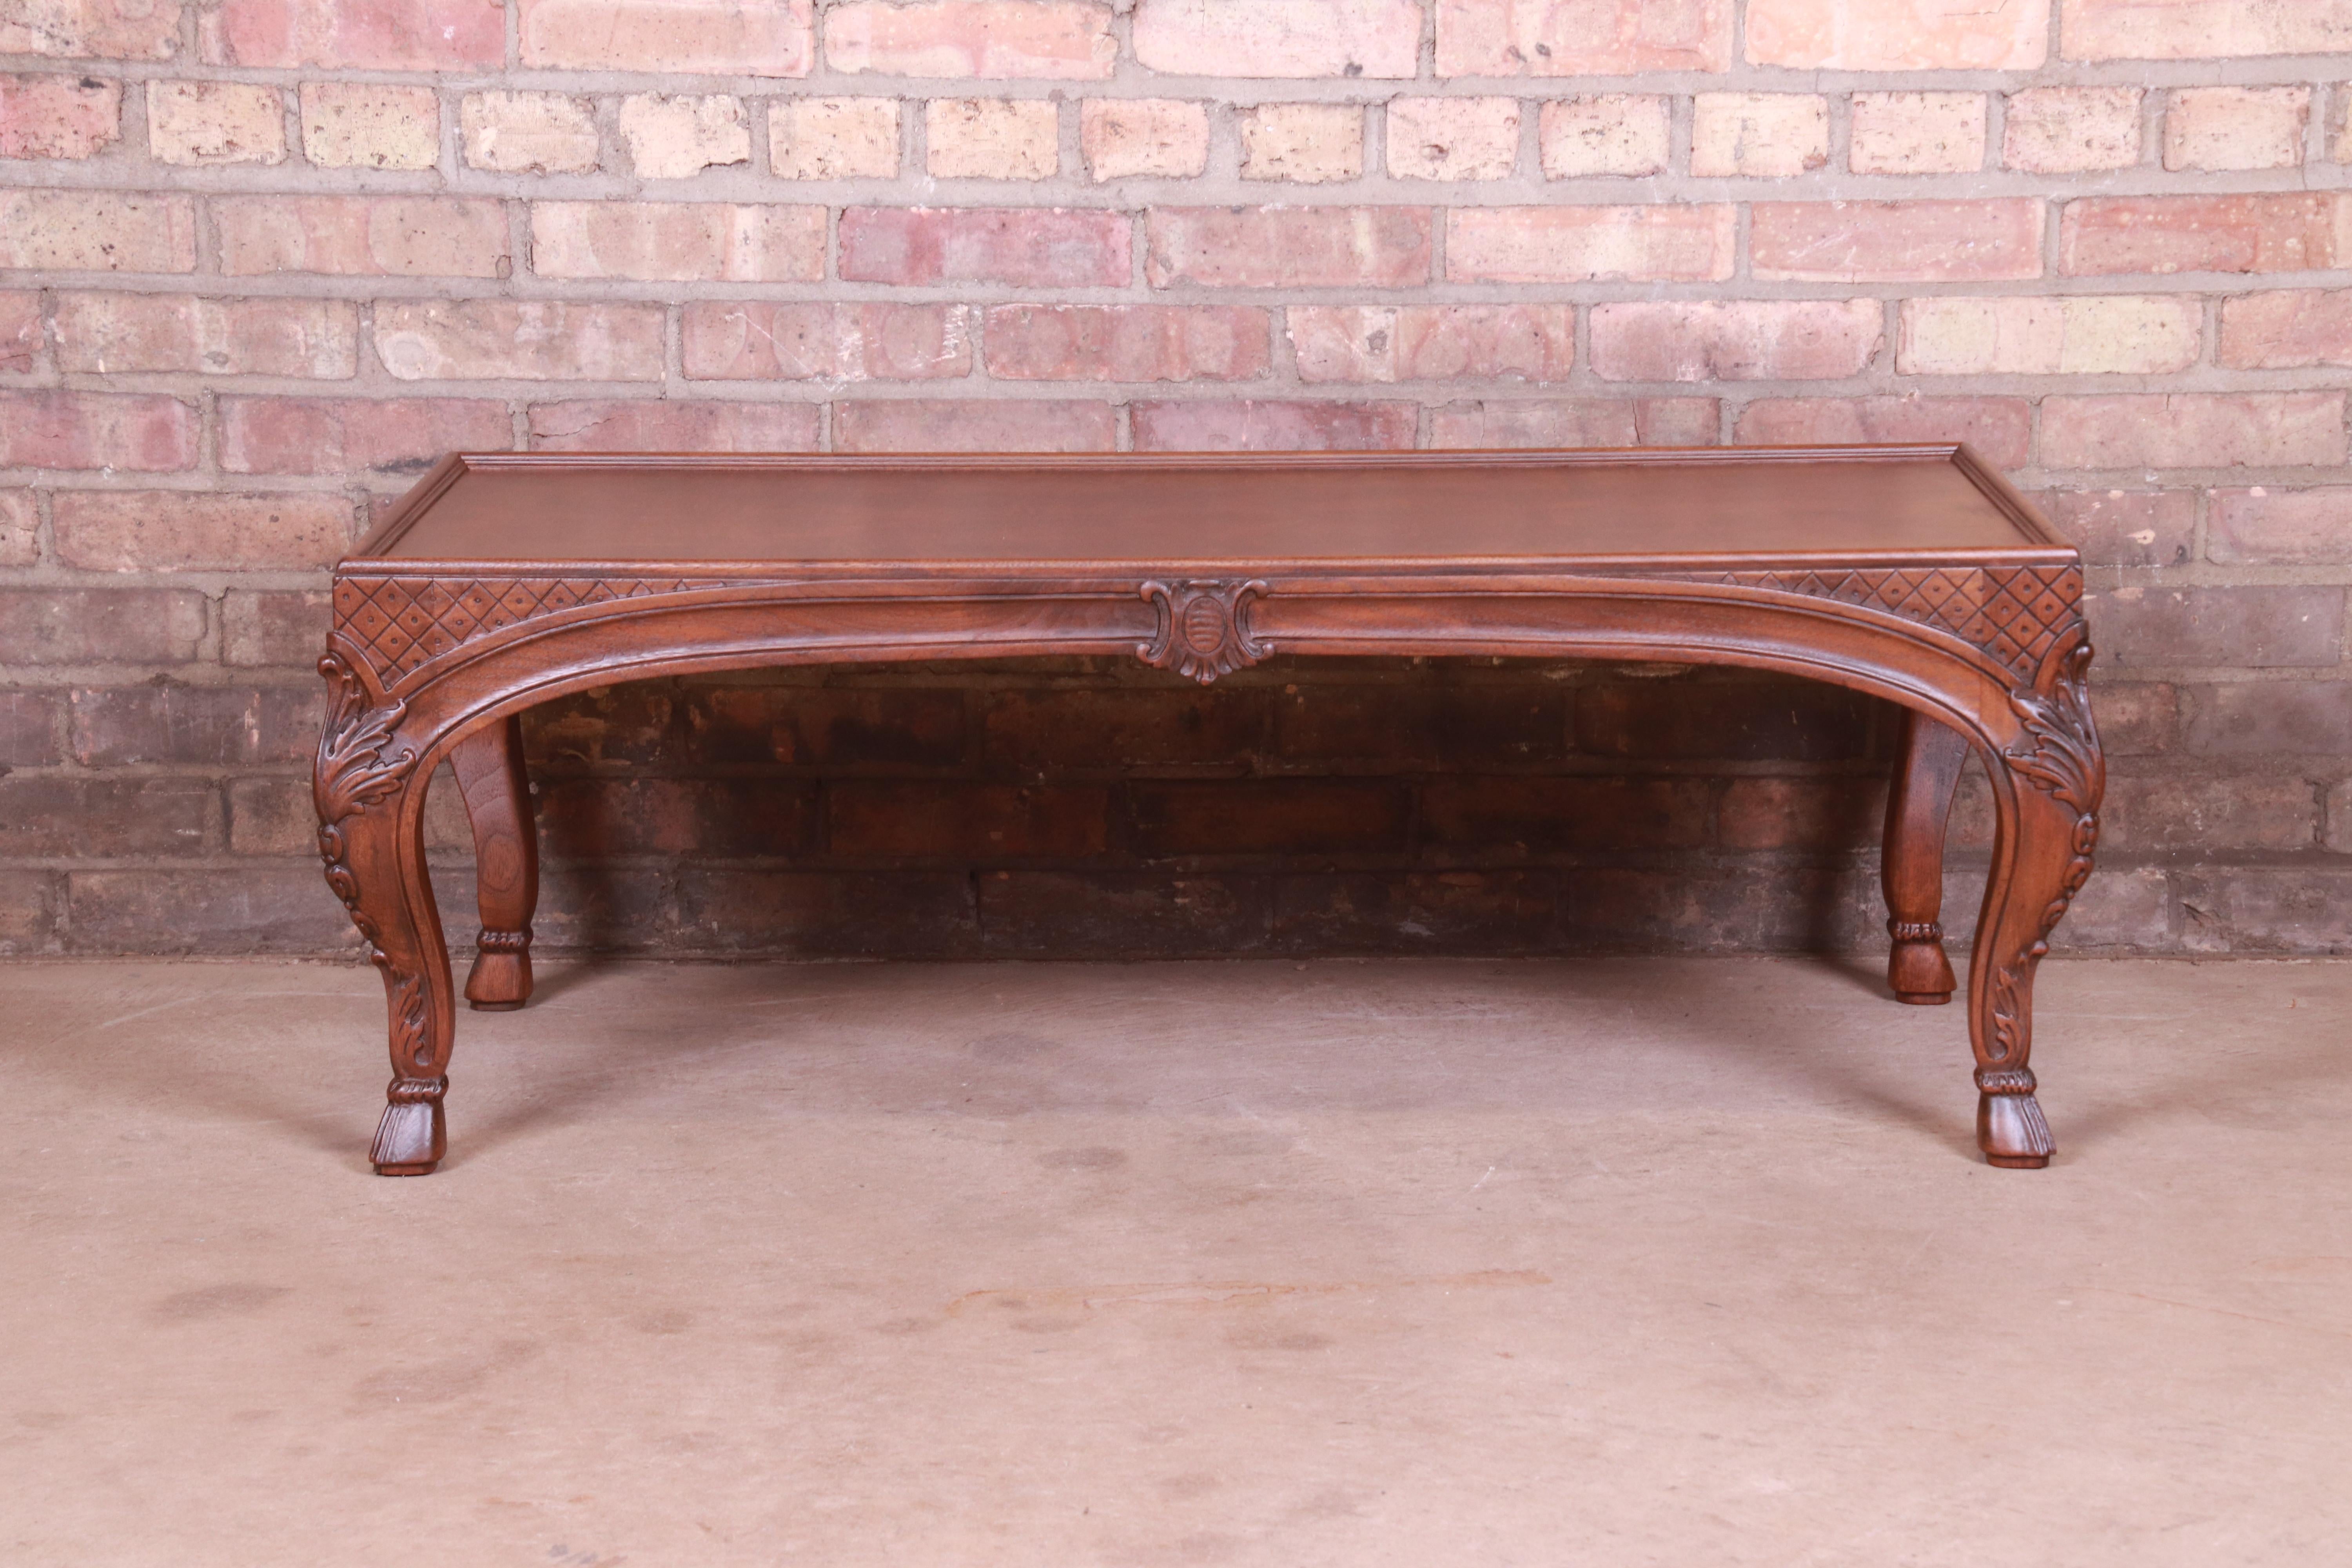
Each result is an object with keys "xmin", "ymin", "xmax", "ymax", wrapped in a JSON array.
[
  {"xmin": 0, "ymin": 588, "xmax": 206, "ymax": 663},
  {"xmin": 1751, "ymin": 200, "xmax": 2042, "ymax": 282},
  {"xmin": 1590, "ymin": 299, "xmax": 1881, "ymax": 382},
  {"xmin": 69, "ymin": 683, "xmax": 316, "ymax": 765},
  {"xmin": 0, "ymin": 777, "xmax": 212, "ymax": 857},
  {"xmin": 1240, "ymin": 103, "xmax": 1362, "ymax": 184},
  {"xmin": 2041, "ymin": 393, "xmax": 2343, "ymax": 469},
  {"xmin": 0, "ymin": 291, "xmax": 38, "ymax": 374},
  {"xmin": 1690, "ymin": 93, "xmax": 1828, "ymax": 177},
  {"xmin": 52, "ymin": 490, "xmax": 352, "ymax": 569},
  {"xmin": 1446, "ymin": 205, "xmax": 1732, "ymax": 282},
  {"xmin": 538, "ymin": 776, "xmax": 815, "ymax": 858},
  {"xmin": 530, "ymin": 201, "xmax": 825, "ymax": 283},
  {"xmin": 1130, "ymin": 779, "xmax": 1410, "ymax": 855},
  {"xmin": 2087, "ymin": 681, "xmax": 2178, "ymax": 753},
  {"xmin": 927, "ymin": 98, "xmax": 1060, "ymax": 180},
  {"xmin": 978, "ymin": 871, "xmax": 1265, "ymax": 956},
  {"xmin": 984, "ymin": 305, "xmax": 1269, "ymax": 381},
  {"xmin": 0, "ymin": 489, "xmax": 34, "ymax": 566},
  {"xmin": 2, "ymin": 0, "xmax": 181, "ymax": 59},
  {"xmin": 1430, "ymin": 397, "xmax": 1718, "ymax": 447},
  {"xmin": 225, "ymin": 776, "xmax": 314, "ymax": 855},
  {"xmin": 219, "ymin": 395, "xmax": 510, "ymax": 475},
  {"xmin": 518, "ymin": 0, "xmax": 814, "ymax": 74},
  {"xmin": 675, "ymin": 869, "xmax": 976, "ymax": 958},
  {"xmin": 2209, "ymin": 487, "xmax": 2352, "ymax": 565},
  {"xmin": 826, "ymin": 0, "xmax": 1116, "ymax": 78},
  {"xmin": 1289, "ymin": 305, "xmax": 1574, "ymax": 383},
  {"xmin": 1898, "ymin": 296, "xmax": 2200, "ymax": 375},
  {"xmin": 842, "ymin": 207, "xmax": 1131, "ymax": 286},
  {"xmin": 2062, "ymin": 0, "xmax": 2352, "ymax": 61},
  {"xmin": 0, "ymin": 869, "xmax": 58, "ymax": 953},
  {"xmin": 1580, "ymin": 680, "xmax": 1873, "ymax": 761},
  {"xmin": 1436, "ymin": 0, "xmax": 1731, "ymax": 75},
  {"xmin": 1138, "ymin": 0, "xmax": 1423, "ymax": 78},
  {"xmin": 223, "ymin": 589, "xmax": 330, "ymax": 666},
  {"xmin": 1387, "ymin": 96, "xmax": 1520, "ymax": 181},
  {"xmin": 461, "ymin": 91, "xmax": 600, "ymax": 175},
  {"xmin": 1423, "ymin": 775, "xmax": 1711, "ymax": 852},
  {"xmin": 53, "ymin": 293, "xmax": 359, "ymax": 377},
  {"xmin": 2034, "ymin": 489, "xmax": 2196, "ymax": 567},
  {"xmin": 2102, "ymin": 775, "xmax": 2316, "ymax": 852},
  {"xmin": 205, "ymin": 0, "xmax": 502, "ymax": 68},
  {"xmin": 299, "ymin": 82, "xmax": 439, "ymax": 171},
  {"xmin": 69, "ymin": 866, "xmax": 355, "ymax": 955},
  {"xmin": 2183, "ymin": 681, "xmax": 2352, "ymax": 753},
  {"xmin": 1148, "ymin": 206, "xmax": 1430, "ymax": 287},
  {"xmin": 2165, "ymin": 85, "xmax": 2309, "ymax": 172},
  {"xmin": 1081, "ymin": 97, "xmax": 1206, "ymax": 180},
  {"xmin": 2060, "ymin": 194, "xmax": 2350, "ymax": 276},
  {"xmin": 686, "ymin": 301, "xmax": 973, "ymax": 381},
  {"xmin": 829, "ymin": 781, "xmax": 1107, "ymax": 859},
  {"xmin": 1747, "ymin": 0, "xmax": 2047, "ymax": 68},
  {"xmin": 0, "ymin": 391, "xmax": 195, "ymax": 471},
  {"xmin": 374, "ymin": 300, "xmax": 667, "ymax": 382},
  {"xmin": 2335, "ymin": 780, "xmax": 2352, "ymax": 853},
  {"xmin": 2003, "ymin": 86, "xmax": 2141, "ymax": 172},
  {"xmin": 2092, "ymin": 586, "xmax": 2343, "ymax": 668},
  {"xmin": 1719, "ymin": 777, "xmax": 1885, "ymax": 851},
  {"xmin": 528, "ymin": 685, "xmax": 681, "ymax": 769},
  {"xmin": 981, "ymin": 686, "xmax": 1261, "ymax": 771},
  {"xmin": 0, "ymin": 73, "xmax": 120, "ymax": 158},
  {"xmin": 769, "ymin": 96, "xmax": 899, "ymax": 178},
  {"xmin": 1849, "ymin": 91, "xmax": 1985, "ymax": 174},
  {"xmin": 0, "ymin": 689, "xmax": 63, "ymax": 766},
  {"xmin": 0, "ymin": 191, "xmax": 194, "ymax": 272},
  {"xmin": 835, "ymin": 398, "xmax": 1116, "ymax": 452},
  {"xmin": 525, "ymin": 400, "xmax": 820, "ymax": 452},
  {"xmin": 1270, "ymin": 680, "xmax": 1568, "ymax": 766},
  {"xmin": 686, "ymin": 686, "xmax": 965, "ymax": 768},
  {"xmin": 1131, "ymin": 398, "xmax": 1417, "ymax": 451},
  {"xmin": 2054, "ymin": 864, "xmax": 2172, "ymax": 951},
  {"xmin": 1539, "ymin": 95, "xmax": 1669, "ymax": 178},
  {"xmin": 2218, "ymin": 288, "xmax": 2352, "ymax": 368},
  {"xmin": 215, "ymin": 196, "xmax": 508, "ymax": 278},
  {"xmin": 1275, "ymin": 872, "xmax": 1556, "ymax": 954},
  {"xmin": 2178, "ymin": 866, "xmax": 2352, "ymax": 956},
  {"xmin": 1733, "ymin": 396, "xmax": 2032, "ymax": 467},
  {"xmin": 146, "ymin": 80, "xmax": 285, "ymax": 165},
  {"xmin": 619, "ymin": 94, "xmax": 749, "ymax": 179}
]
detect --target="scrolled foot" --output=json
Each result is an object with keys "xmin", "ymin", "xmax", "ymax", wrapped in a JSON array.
[
  {"xmin": 1888, "ymin": 920, "xmax": 1956, "ymax": 1005},
  {"xmin": 464, "ymin": 927, "xmax": 533, "ymax": 1012},
  {"xmin": 370, "ymin": 1076, "xmax": 448, "ymax": 1175},
  {"xmin": 1975, "ymin": 1067, "xmax": 2053, "ymax": 1169}
]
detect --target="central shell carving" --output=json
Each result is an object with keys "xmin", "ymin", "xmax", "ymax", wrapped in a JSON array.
[{"xmin": 1138, "ymin": 579, "xmax": 1271, "ymax": 684}]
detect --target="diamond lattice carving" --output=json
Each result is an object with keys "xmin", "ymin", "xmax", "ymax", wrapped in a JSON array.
[
  {"xmin": 334, "ymin": 575, "xmax": 746, "ymax": 684},
  {"xmin": 1657, "ymin": 565, "xmax": 2083, "ymax": 681}
]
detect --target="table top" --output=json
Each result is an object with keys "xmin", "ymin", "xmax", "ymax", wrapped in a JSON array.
[{"xmin": 356, "ymin": 445, "xmax": 2068, "ymax": 572}]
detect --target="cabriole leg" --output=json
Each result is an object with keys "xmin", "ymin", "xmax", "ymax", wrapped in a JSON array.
[
  {"xmin": 1882, "ymin": 707, "xmax": 1969, "ymax": 1004},
  {"xmin": 453, "ymin": 715, "xmax": 539, "ymax": 1011}
]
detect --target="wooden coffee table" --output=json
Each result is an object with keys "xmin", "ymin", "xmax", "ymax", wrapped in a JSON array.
[{"xmin": 315, "ymin": 446, "xmax": 2102, "ymax": 1175}]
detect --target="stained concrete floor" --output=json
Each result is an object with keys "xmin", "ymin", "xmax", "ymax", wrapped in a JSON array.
[{"xmin": 1, "ymin": 956, "xmax": 2348, "ymax": 1566}]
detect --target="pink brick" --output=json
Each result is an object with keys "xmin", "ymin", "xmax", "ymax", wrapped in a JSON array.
[
  {"xmin": 0, "ymin": 74, "xmax": 121, "ymax": 158},
  {"xmin": 926, "ymin": 98, "xmax": 1060, "ymax": 180},
  {"xmin": 1590, "ymin": 299, "xmax": 1881, "ymax": 382},
  {"xmin": 1239, "ymin": 103, "xmax": 1363, "ymax": 184},
  {"xmin": 463, "ymin": 91, "xmax": 601, "ymax": 175},
  {"xmin": 826, "ymin": 1, "xmax": 1116, "ymax": 78},
  {"xmin": 205, "ymin": 0, "xmax": 503, "ymax": 69},
  {"xmin": 526, "ymin": 401, "xmax": 821, "ymax": 452},
  {"xmin": 373, "ymin": 300, "xmax": 667, "ymax": 381},
  {"xmin": 1131, "ymin": 399, "xmax": 1417, "ymax": 452},
  {"xmin": 1147, "ymin": 206, "xmax": 1428, "ymax": 288},
  {"xmin": 0, "ymin": 292, "xmax": 40, "ymax": 374},
  {"xmin": 2164, "ymin": 85, "xmax": 2309, "ymax": 171},
  {"xmin": 301, "ymin": 82, "xmax": 441, "ymax": 171},
  {"xmin": 2004, "ymin": 86, "xmax": 2141, "ymax": 172},
  {"xmin": 2, "ymin": 0, "xmax": 182, "ymax": 59},
  {"xmin": 1899, "ymin": 294, "xmax": 2200, "ymax": 375},
  {"xmin": 51, "ymin": 490, "xmax": 352, "ymax": 571},
  {"xmin": 0, "ymin": 490, "xmax": 33, "ymax": 566},
  {"xmin": 2210, "ymin": 487, "xmax": 2352, "ymax": 565},
  {"xmin": 1690, "ymin": 92, "xmax": 1828, "ymax": 176},
  {"xmin": 531, "ymin": 202, "xmax": 826, "ymax": 282},
  {"xmin": 1387, "ymin": 97, "xmax": 1521, "ymax": 181},
  {"xmin": 1746, "ymin": 0, "xmax": 2048, "ymax": 68},
  {"xmin": 519, "ymin": 0, "xmax": 814, "ymax": 74},
  {"xmin": 841, "ymin": 207, "xmax": 1131, "ymax": 286},
  {"xmin": 834, "ymin": 399, "xmax": 1116, "ymax": 452},
  {"xmin": 2220, "ymin": 288, "xmax": 2352, "ymax": 367},
  {"xmin": 1136, "ymin": 0, "xmax": 1423, "ymax": 78},
  {"xmin": 769, "ymin": 96, "xmax": 899, "ymax": 179},
  {"xmin": 683, "ymin": 302, "xmax": 974, "ymax": 380},
  {"xmin": 0, "ymin": 192, "xmax": 195, "ymax": 272},
  {"xmin": 1752, "ymin": 200, "xmax": 2042, "ymax": 283},
  {"xmin": 1429, "ymin": 398, "xmax": 1719, "ymax": 448},
  {"xmin": 1847, "ymin": 91, "xmax": 1985, "ymax": 174},
  {"xmin": 54, "ymin": 293, "xmax": 359, "ymax": 377},
  {"xmin": 1289, "ymin": 305, "xmax": 1576, "ymax": 383},
  {"xmin": 2033, "ymin": 488, "xmax": 2196, "ymax": 566},
  {"xmin": 146, "ymin": 79, "xmax": 285, "ymax": 165},
  {"xmin": 1734, "ymin": 396, "xmax": 2032, "ymax": 468},
  {"xmin": 1539, "ymin": 95, "xmax": 1669, "ymax": 177},
  {"xmin": 1445, "ymin": 205, "xmax": 1733, "ymax": 283},
  {"xmin": 2040, "ymin": 394, "xmax": 2344, "ymax": 470},
  {"xmin": 215, "ymin": 196, "xmax": 510, "ymax": 278},
  {"xmin": 1436, "ymin": 0, "xmax": 1731, "ymax": 75},
  {"xmin": 1081, "ymin": 98, "xmax": 1206, "ymax": 180},
  {"xmin": 220, "ymin": 396, "xmax": 512, "ymax": 474},
  {"xmin": 2071, "ymin": 194, "xmax": 2352, "ymax": 277},
  {"xmin": 2062, "ymin": 0, "xmax": 2352, "ymax": 60},
  {"xmin": 0, "ymin": 391, "xmax": 195, "ymax": 471},
  {"xmin": 984, "ymin": 305, "xmax": 1269, "ymax": 381}
]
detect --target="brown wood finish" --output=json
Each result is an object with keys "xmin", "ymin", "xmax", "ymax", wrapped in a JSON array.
[{"xmin": 314, "ymin": 445, "xmax": 2104, "ymax": 1176}]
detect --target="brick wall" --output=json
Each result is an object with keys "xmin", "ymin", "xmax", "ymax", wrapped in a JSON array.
[{"xmin": 2, "ymin": 0, "xmax": 2348, "ymax": 960}]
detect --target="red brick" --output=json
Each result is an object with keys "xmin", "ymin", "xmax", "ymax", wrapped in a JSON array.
[
  {"xmin": 1719, "ymin": 777, "xmax": 1885, "ymax": 851},
  {"xmin": 834, "ymin": 399, "xmax": 1116, "ymax": 452},
  {"xmin": 1081, "ymin": 98, "xmax": 1206, "ymax": 180},
  {"xmin": 527, "ymin": 400, "xmax": 820, "ymax": 452},
  {"xmin": 1589, "ymin": 299, "xmax": 1880, "ymax": 382},
  {"xmin": 226, "ymin": 777, "xmax": 314, "ymax": 855},
  {"xmin": 1734, "ymin": 396, "xmax": 2031, "ymax": 468},
  {"xmin": 683, "ymin": 302, "xmax": 973, "ymax": 381},
  {"xmin": 214, "ymin": 196, "xmax": 510, "ymax": 278},
  {"xmin": 2183, "ymin": 682, "xmax": 2352, "ymax": 753},
  {"xmin": 1387, "ymin": 96, "xmax": 1522, "ymax": 181},
  {"xmin": 981, "ymin": 687, "xmax": 1263, "ymax": 771},
  {"xmin": 1436, "ymin": 0, "xmax": 1731, "ymax": 75},
  {"xmin": 2164, "ymin": 85, "xmax": 2309, "ymax": 172},
  {"xmin": 373, "ymin": 300, "xmax": 668, "ymax": 381},
  {"xmin": 828, "ymin": 781, "xmax": 1108, "ymax": 858},
  {"xmin": 0, "ymin": 869, "xmax": 57, "ymax": 952},
  {"xmin": 205, "ymin": 0, "xmax": 501, "ymax": 67},
  {"xmin": 1423, "ymin": 775, "xmax": 1711, "ymax": 853},
  {"xmin": 1145, "ymin": 206, "xmax": 1430, "ymax": 289},
  {"xmin": 0, "ymin": 391, "xmax": 195, "ymax": 472},
  {"xmin": 220, "ymin": 396, "xmax": 512, "ymax": 476},
  {"xmin": 538, "ymin": 777, "xmax": 815, "ymax": 859},
  {"xmin": 2209, "ymin": 488, "xmax": 2352, "ymax": 566},
  {"xmin": 2060, "ymin": 195, "xmax": 2350, "ymax": 276},
  {"xmin": 0, "ymin": 490, "xmax": 34, "ymax": 567},
  {"xmin": 1746, "ymin": 0, "xmax": 2046, "ymax": 68},
  {"xmin": 933, "ymin": 99, "xmax": 1055, "ymax": 180},
  {"xmin": 1130, "ymin": 779, "xmax": 1410, "ymax": 855},
  {"xmin": 0, "ymin": 690, "xmax": 63, "ymax": 767},
  {"xmin": 826, "ymin": 0, "xmax": 1115, "ymax": 77},
  {"xmin": 2, "ymin": 0, "xmax": 182, "ymax": 58},
  {"xmin": 978, "ymin": 871, "xmax": 1266, "ymax": 955},
  {"xmin": 2175, "ymin": 867, "xmax": 2352, "ymax": 955},
  {"xmin": 69, "ymin": 683, "xmax": 318, "ymax": 765},
  {"xmin": 1138, "ymin": 0, "xmax": 1423, "ymax": 77},
  {"xmin": 0, "ymin": 73, "xmax": 120, "ymax": 158},
  {"xmin": 1269, "ymin": 680, "xmax": 1570, "ymax": 767},
  {"xmin": 0, "ymin": 291, "xmax": 37, "ymax": 374},
  {"xmin": 518, "ymin": 0, "xmax": 814, "ymax": 74},
  {"xmin": 2033, "ymin": 489, "xmax": 2195, "ymax": 568},
  {"xmin": 1274, "ymin": 871, "xmax": 1556, "ymax": 954},
  {"xmin": 0, "ymin": 589, "xmax": 206, "ymax": 664},
  {"xmin": 984, "ymin": 305, "xmax": 1269, "ymax": 381},
  {"xmin": 52, "ymin": 490, "xmax": 353, "ymax": 570},
  {"xmin": 1430, "ymin": 398, "xmax": 1718, "ymax": 447},
  {"xmin": 525, "ymin": 686, "xmax": 681, "ymax": 769},
  {"xmin": 0, "ymin": 192, "xmax": 195, "ymax": 272},
  {"xmin": 674, "ymin": 870, "xmax": 978, "ymax": 957},
  {"xmin": 684, "ymin": 686, "xmax": 965, "ymax": 768},
  {"xmin": 531, "ymin": 201, "xmax": 826, "ymax": 283},
  {"xmin": 1562, "ymin": 865, "xmax": 1874, "ymax": 953},
  {"xmin": 2219, "ymin": 288, "xmax": 2352, "ymax": 368},
  {"xmin": 144, "ymin": 78, "xmax": 285, "ymax": 166},
  {"xmin": 53, "ymin": 293, "xmax": 359, "ymax": 377},
  {"xmin": 1579, "ymin": 679, "xmax": 1874, "ymax": 760},
  {"xmin": 1446, "ymin": 205, "xmax": 1733, "ymax": 283},
  {"xmin": 2003, "ymin": 85, "xmax": 2141, "ymax": 172},
  {"xmin": 2091, "ymin": 586, "xmax": 2343, "ymax": 669},
  {"xmin": 0, "ymin": 777, "xmax": 212, "ymax": 857},
  {"xmin": 1751, "ymin": 200, "xmax": 2042, "ymax": 283},
  {"xmin": 1690, "ymin": 92, "xmax": 1828, "ymax": 176},
  {"xmin": 1132, "ymin": 399, "xmax": 1417, "ymax": 452},
  {"xmin": 2102, "ymin": 775, "xmax": 2317, "ymax": 852},
  {"xmin": 223, "ymin": 590, "xmax": 331, "ymax": 666},
  {"xmin": 2062, "ymin": 0, "xmax": 2352, "ymax": 61},
  {"xmin": 1289, "ymin": 305, "xmax": 1574, "ymax": 383},
  {"xmin": 2089, "ymin": 682, "xmax": 2177, "ymax": 754},
  {"xmin": 69, "ymin": 866, "xmax": 356, "ymax": 955},
  {"xmin": 2040, "ymin": 394, "xmax": 2343, "ymax": 470},
  {"xmin": 842, "ymin": 207, "xmax": 1131, "ymax": 287}
]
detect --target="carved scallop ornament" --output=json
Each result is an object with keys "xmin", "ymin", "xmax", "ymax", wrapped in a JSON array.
[{"xmin": 1136, "ymin": 579, "xmax": 1271, "ymax": 684}]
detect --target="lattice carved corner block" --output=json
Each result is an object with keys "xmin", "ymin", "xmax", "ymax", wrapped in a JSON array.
[
  {"xmin": 1664, "ymin": 565, "xmax": 2083, "ymax": 682},
  {"xmin": 334, "ymin": 575, "xmax": 744, "ymax": 684}
]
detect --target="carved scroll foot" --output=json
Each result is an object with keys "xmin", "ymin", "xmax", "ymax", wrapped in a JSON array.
[
  {"xmin": 464, "ymin": 928, "xmax": 533, "ymax": 1011},
  {"xmin": 1976, "ymin": 1069, "xmax": 2053, "ymax": 1169},
  {"xmin": 372, "ymin": 1076, "xmax": 449, "ymax": 1175},
  {"xmin": 1889, "ymin": 920, "xmax": 1955, "ymax": 1005}
]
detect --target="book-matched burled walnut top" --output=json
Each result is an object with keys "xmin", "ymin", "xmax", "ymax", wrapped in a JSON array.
[{"xmin": 358, "ymin": 446, "xmax": 2068, "ymax": 569}]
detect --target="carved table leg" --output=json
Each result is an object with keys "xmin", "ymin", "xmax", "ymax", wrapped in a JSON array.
[
  {"xmin": 452, "ymin": 715, "xmax": 538, "ymax": 1011},
  {"xmin": 1882, "ymin": 707, "xmax": 1969, "ymax": 1005}
]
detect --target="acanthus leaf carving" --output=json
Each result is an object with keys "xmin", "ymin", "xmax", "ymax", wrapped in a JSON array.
[
  {"xmin": 314, "ymin": 653, "xmax": 419, "ymax": 957},
  {"xmin": 1138, "ymin": 579, "xmax": 1272, "ymax": 685},
  {"xmin": 1987, "ymin": 641, "xmax": 2104, "ymax": 1064}
]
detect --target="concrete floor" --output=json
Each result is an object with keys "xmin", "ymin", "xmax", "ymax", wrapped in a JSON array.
[{"xmin": 0, "ymin": 957, "xmax": 2347, "ymax": 1567}]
